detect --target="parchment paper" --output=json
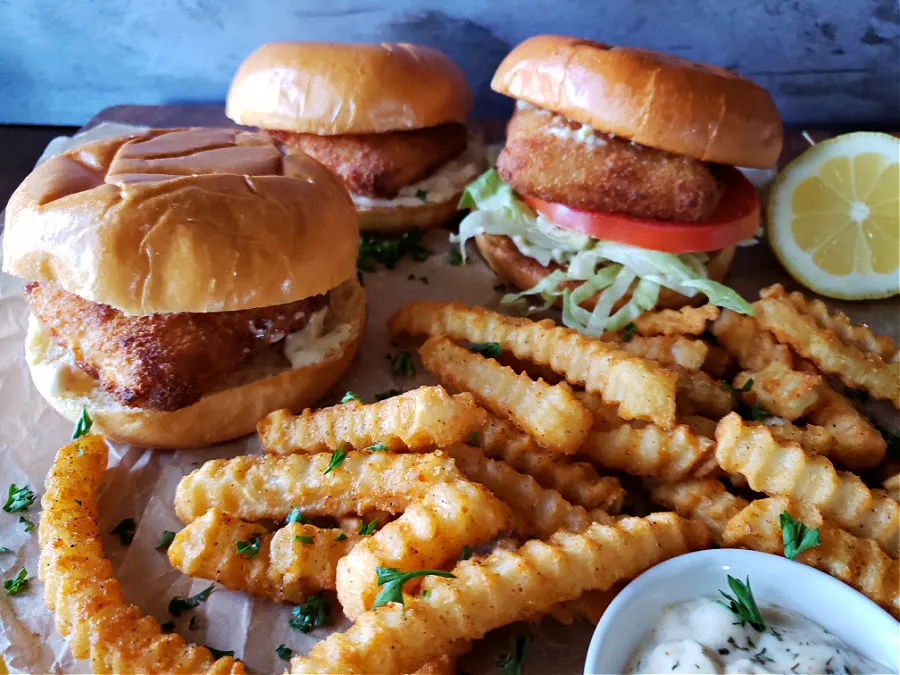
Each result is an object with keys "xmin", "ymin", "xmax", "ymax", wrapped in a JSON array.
[{"xmin": 0, "ymin": 125, "xmax": 896, "ymax": 675}]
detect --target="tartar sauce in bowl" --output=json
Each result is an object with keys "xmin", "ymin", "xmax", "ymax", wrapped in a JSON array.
[{"xmin": 628, "ymin": 597, "xmax": 890, "ymax": 674}]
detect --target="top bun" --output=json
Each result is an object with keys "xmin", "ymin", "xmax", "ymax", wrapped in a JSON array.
[
  {"xmin": 226, "ymin": 42, "xmax": 473, "ymax": 135},
  {"xmin": 492, "ymin": 35, "xmax": 782, "ymax": 168},
  {"xmin": 3, "ymin": 127, "xmax": 359, "ymax": 315}
]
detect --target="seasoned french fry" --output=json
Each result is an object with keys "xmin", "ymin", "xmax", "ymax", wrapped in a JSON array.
[
  {"xmin": 258, "ymin": 386, "xmax": 487, "ymax": 454},
  {"xmin": 389, "ymin": 301, "xmax": 677, "ymax": 427},
  {"xmin": 40, "ymin": 436, "xmax": 243, "ymax": 674},
  {"xmin": 289, "ymin": 514, "xmax": 709, "ymax": 674},
  {"xmin": 445, "ymin": 443, "xmax": 601, "ymax": 537},
  {"xmin": 711, "ymin": 309, "xmax": 793, "ymax": 372},
  {"xmin": 633, "ymin": 305, "xmax": 719, "ymax": 337},
  {"xmin": 885, "ymin": 473, "xmax": 900, "ymax": 502},
  {"xmin": 572, "ymin": 390, "xmax": 625, "ymax": 431},
  {"xmin": 733, "ymin": 360, "xmax": 823, "ymax": 421},
  {"xmin": 619, "ymin": 335, "xmax": 709, "ymax": 372},
  {"xmin": 545, "ymin": 586, "xmax": 623, "ymax": 626},
  {"xmin": 413, "ymin": 653, "xmax": 460, "ymax": 675},
  {"xmin": 764, "ymin": 419, "xmax": 835, "ymax": 456},
  {"xmin": 336, "ymin": 480, "xmax": 510, "ymax": 618},
  {"xmin": 478, "ymin": 413, "xmax": 625, "ymax": 512},
  {"xmin": 578, "ymin": 422, "xmax": 718, "ymax": 483},
  {"xmin": 722, "ymin": 497, "xmax": 899, "ymax": 618},
  {"xmin": 419, "ymin": 336, "xmax": 592, "ymax": 454},
  {"xmin": 167, "ymin": 509, "xmax": 358, "ymax": 603},
  {"xmin": 805, "ymin": 387, "xmax": 886, "ymax": 469},
  {"xmin": 174, "ymin": 451, "xmax": 463, "ymax": 523},
  {"xmin": 645, "ymin": 478, "xmax": 748, "ymax": 541},
  {"xmin": 775, "ymin": 286, "xmax": 897, "ymax": 362},
  {"xmin": 715, "ymin": 413, "xmax": 899, "ymax": 557},
  {"xmin": 679, "ymin": 415, "xmax": 718, "ymax": 439},
  {"xmin": 675, "ymin": 369, "xmax": 736, "ymax": 418},
  {"xmin": 754, "ymin": 289, "xmax": 900, "ymax": 406}
]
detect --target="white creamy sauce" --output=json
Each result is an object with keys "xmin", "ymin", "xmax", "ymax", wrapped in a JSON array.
[
  {"xmin": 544, "ymin": 121, "xmax": 609, "ymax": 148},
  {"xmin": 627, "ymin": 597, "xmax": 889, "ymax": 675},
  {"xmin": 350, "ymin": 136, "xmax": 486, "ymax": 209},
  {"xmin": 282, "ymin": 306, "xmax": 351, "ymax": 368}
]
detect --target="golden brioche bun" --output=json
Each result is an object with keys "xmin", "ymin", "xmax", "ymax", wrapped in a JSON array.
[
  {"xmin": 226, "ymin": 42, "xmax": 473, "ymax": 135},
  {"xmin": 25, "ymin": 278, "xmax": 365, "ymax": 449},
  {"xmin": 492, "ymin": 35, "xmax": 782, "ymax": 168},
  {"xmin": 475, "ymin": 234, "xmax": 735, "ymax": 311},
  {"xmin": 3, "ymin": 128, "xmax": 359, "ymax": 315}
]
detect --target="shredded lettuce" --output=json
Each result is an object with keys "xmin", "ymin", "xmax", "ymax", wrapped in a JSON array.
[{"xmin": 458, "ymin": 169, "xmax": 753, "ymax": 336}]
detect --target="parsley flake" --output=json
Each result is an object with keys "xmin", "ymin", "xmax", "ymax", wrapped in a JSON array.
[
  {"xmin": 622, "ymin": 323, "xmax": 637, "ymax": 342},
  {"xmin": 357, "ymin": 518, "xmax": 379, "ymax": 536},
  {"xmin": 3, "ymin": 568, "xmax": 28, "ymax": 595},
  {"xmin": 448, "ymin": 248, "xmax": 463, "ymax": 266},
  {"xmin": 364, "ymin": 442, "xmax": 389, "ymax": 452},
  {"xmin": 0, "ymin": 547, "xmax": 11, "ymax": 554},
  {"xmin": 499, "ymin": 634, "xmax": 532, "ymax": 675},
  {"xmin": 168, "ymin": 583, "xmax": 215, "ymax": 616},
  {"xmin": 746, "ymin": 401, "xmax": 769, "ymax": 421},
  {"xmin": 72, "ymin": 406, "xmax": 93, "ymax": 439},
  {"xmin": 3, "ymin": 484, "xmax": 35, "ymax": 513},
  {"xmin": 718, "ymin": 575, "xmax": 766, "ymax": 632},
  {"xmin": 276, "ymin": 644, "xmax": 293, "ymax": 660},
  {"xmin": 323, "ymin": 446, "xmax": 348, "ymax": 475},
  {"xmin": 189, "ymin": 615, "xmax": 200, "ymax": 630},
  {"xmin": 154, "ymin": 530, "xmax": 176, "ymax": 551},
  {"xmin": 294, "ymin": 535, "xmax": 314, "ymax": 544},
  {"xmin": 460, "ymin": 545, "xmax": 472, "ymax": 560},
  {"xmin": 236, "ymin": 536, "xmax": 261, "ymax": 559},
  {"xmin": 416, "ymin": 190, "xmax": 428, "ymax": 203},
  {"xmin": 780, "ymin": 512, "xmax": 820, "ymax": 560},
  {"xmin": 341, "ymin": 391, "xmax": 363, "ymax": 404},
  {"xmin": 111, "ymin": 518, "xmax": 136, "ymax": 545},
  {"xmin": 371, "ymin": 567, "xmax": 455, "ymax": 610},
  {"xmin": 390, "ymin": 351, "xmax": 416, "ymax": 376},
  {"xmin": 286, "ymin": 508, "xmax": 304, "ymax": 524},
  {"xmin": 335, "ymin": 532, "xmax": 348, "ymax": 542},
  {"xmin": 357, "ymin": 228, "xmax": 431, "ymax": 273},
  {"xmin": 468, "ymin": 431, "xmax": 478, "ymax": 446},
  {"xmin": 289, "ymin": 594, "xmax": 330, "ymax": 633},
  {"xmin": 467, "ymin": 342, "xmax": 502, "ymax": 359},
  {"xmin": 19, "ymin": 517, "xmax": 35, "ymax": 533}
]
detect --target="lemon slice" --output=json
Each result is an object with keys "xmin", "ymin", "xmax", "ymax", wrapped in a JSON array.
[{"xmin": 767, "ymin": 131, "xmax": 899, "ymax": 300}]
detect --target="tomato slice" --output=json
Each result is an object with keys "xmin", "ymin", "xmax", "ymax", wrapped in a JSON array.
[{"xmin": 523, "ymin": 167, "xmax": 760, "ymax": 253}]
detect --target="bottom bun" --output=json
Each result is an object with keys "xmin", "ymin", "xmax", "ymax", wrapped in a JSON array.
[
  {"xmin": 356, "ymin": 194, "xmax": 462, "ymax": 233},
  {"xmin": 26, "ymin": 278, "xmax": 366, "ymax": 449},
  {"xmin": 475, "ymin": 234, "xmax": 736, "ymax": 311}
]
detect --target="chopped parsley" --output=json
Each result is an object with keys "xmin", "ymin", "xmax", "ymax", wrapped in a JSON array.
[
  {"xmin": 289, "ymin": 594, "xmax": 330, "ymax": 633},
  {"xmin": 72, "ymin": 406, "xmax": 93, "ymax": 439},
  {"xmin": 189, "ymin": 615, "xmax": 199, "ymax": 630},
  {"xmin": 745, "ymin": 401, "xmax": 769, "ymax": 421},
  {"xmin": 286, "ymin": 508, "xmax": 304, "ymax": 524},
  {"xmin": 416, "ymin": 190, "xmax": 428, "ymax": 203},
  {"xmin": 341, "ymin": 391, "xmax": 363, "ymax": 404},
  {"xmin": 19, "ymin": 517, "xmax": 35, "ymax": 533},
  {"xmin": 168, "ymin": 583, "xmax": 215, "ymax": 616},
  {"xmin": 371, "ymin": 567, "xmax": 455, "ymax": 610},
  {"xmin": 718, "ymin": 575, "xmax": 766, "ymax": 632},
  {"xmin": 723, "ymin": 378, "xmax": 754, "ymax": 393},
  {"xmin": 375, "ymin": 389, "xmax": 403, "ymax": 401},
  {"xmin": 364, "ymin": 442, "xmax": 389, "ymax": 452},
  {"xmin": 294, "ymin": 535, "xmax": 314, "ymax": 544},
  {"xmin": 235, "ymin": 536, "xmax": 261, "ymax": 559},
  {"xmin": 110, "ymin": 518, "xmax": 136, "ymax": 545},
  {"xmin": 467, "ymin": 342, "xmax": 502, "ymax": 359},
  {"xmin": 335, "ymin": 532, "xmax": 348, "ymax": 542},
  {"xmin": 357, "ymin": 518, "xmax": 379, "ymax": 536},
  {"xmin": 448, "ymin": 248, "xmax": 463, "ymax": 266},
  {"xmin": 780, "ymin": 511, "xmax": 820, "ymax": 560},
  {"xmin": 499, "ymin": 634, "xmax": 532, "ymax": 675},
  {"xmin": 3, "ymin": 484, "xmax": 35, "ymax": 513},
  {"xmin": 622, "ymin": 323, "xmax": 637, "ymax": 342},
  {"xmin": 3, "ymin": 568, "xmax": 28, "ymax": 595},
  {"xmin": 276, "ymin": 644, "xmax": 293, "ymax": 660},
  {"xmin": 390, "ymin": 351, "xmax": 416, "ymax": 376},
  {"xmin": 750, "ymin": 647, "xmax": 775, "ymax": 666},
  {"xmin": 155, "ymin": 530, "xmax": 176, "ymax": 551},
  {"xmin": 0, "ymin": 547, "xmax": 10, "ymax": 554},
  {"xmin": 357, "ymin": 228, "xmax": 431, "ymax": 273},
  {"xmin": 323, "ymin": 446, "xmax": 348, "ymax": 475},
  {"xmin": 460, "ymin": 545, "xmax": 472, "ymax": 560},
  {"xmin": 407, "ymin": 273, "xmax": 429, "ymax": 284},
  {"xmin": 468, "ymin": 431, "xmax": 478, "ymax": 446}
]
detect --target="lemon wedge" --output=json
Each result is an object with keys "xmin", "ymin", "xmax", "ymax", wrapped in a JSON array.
[{"xmin": 767, "ymin": 131, "xmax": 899, "ymax": 300}]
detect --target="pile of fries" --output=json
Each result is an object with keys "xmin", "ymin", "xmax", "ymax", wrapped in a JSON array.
[{"xmin": 37, "ymin": 283, "xmax": 898, "ymax": 673}]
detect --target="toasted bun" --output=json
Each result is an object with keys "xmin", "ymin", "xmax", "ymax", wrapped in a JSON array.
[
  {"xmin": 492, "ymin": 35, "xmax": 782, "ymax": 168},
  {"xmin": 475, "ymin": 234, "xmax": 735, "ymax": 311},
  {"xmin": 3, "ymin": 128, "xmax": 358, "ymax": 314},
  {"xmin": 356, "ymin": 196, "xmax": 463, "ymax": 233},
  {"xmin": 227, "ymin": 42, "xmax": 473, "ymax": 135},
  {"xmin": 26, "ymin": 278, "xmax": 365, "ymax": 448}
]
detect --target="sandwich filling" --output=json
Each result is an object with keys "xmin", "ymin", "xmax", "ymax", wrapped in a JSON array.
[{"xmin": 455, "ymin": 106, "xmax": 754, "ymax": 336}]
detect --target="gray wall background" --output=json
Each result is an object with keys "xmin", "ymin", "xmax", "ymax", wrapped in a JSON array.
[{"xmin": 1, "ymin": 0, "xmax": 898, "ymax": 127}]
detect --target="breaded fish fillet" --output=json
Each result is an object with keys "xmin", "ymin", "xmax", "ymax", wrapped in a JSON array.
[
  {"xmin": 268, "ymin": 123, "xmax": 468, "ymax": 199},
  {"xmin": 497, "ymin": 106, "xmax": 723, "ymax": 221},
  {"xmin": 25, "ymin": 282, "xmax": 327, "ymax": 411}
]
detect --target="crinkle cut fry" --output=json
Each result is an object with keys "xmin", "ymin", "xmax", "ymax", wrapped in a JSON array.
[
  {"xmin": 619, "ymin": 335, "xmax": 709, "ymax": 371},
  {"xmin": 572, "ymin": 390, "xmax": 625, "ymax": 431},
  {"xmin": 288, "ymin": 513, "xmax": 709, "ymax": 674},
  {"xmin": 715, "ymin": 413, "xmax": 899, "ymax": 558},
  {"xmin": 805, "ymin": 386, "xmax": 886, "ymax": 470},
  {"xmin": 578, "ymin": 422, "xmax": 719, "ymax": 483},
  {"xmin": 39, "ymin": 436, "xmax": 243, "ymax": 674},
  {"xmin": 388, "ymin": 300, "xmax": 677, "ymax": 427},
  {"xmin": 732, "ymin": 360, "xmax": 823, "ymax": 421},
  {"xmin": 633, "ymin": 304, "xmax": 719, "ymax": 337},
  {"xmin": 168, "ymin": 509, "xmax": 358, "ymax": 603},
  {"xmin": 645, "ymin": 478, "xmax": 748, "ymax": 542},
  {"xmin": 753, "ymin": 293, "xmax": 900, "ymax": 406},
  {"xmin": 258, "ymin": 386, "xmax": 487, "ymax": 454},
  {"xmin": 445, "ymin": 443, "xmax": 602, "ymax": 537},
  {"xmin": 723, "ymin": 496, "xmax": 900, "ymax": 618},
  {"xmin": 764, "ymin": 284, "xmax": 898, "ymax": 362},
  {"xmin": 764, "ymin": 420, "xmax": 835, "ymax": 457},
  {"xmin": 674, "ymin": 368, "xmax": 736, "ymax": 418},
  {"xmin": 336, "ymin": 480, "xmax": 510, "ymax": 618},
  {"xmin": 478, "ymin": 413, "xmax": 626, "ymax": 512},
  {"xmin": 174, "ymin": 451, "xmax": 463, "ymax": 523},
  {"xmin": 711, "ymin": 309, "xmax": 793, "ymax": 372},
  {"xmin": 419, "ymin": 335, "xmax": 592, "ymax": 454}
]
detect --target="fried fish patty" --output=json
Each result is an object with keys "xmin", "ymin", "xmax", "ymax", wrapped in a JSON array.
[
  {"xmin": 268, "ymin": 123, "xmax": 468, "ymax": 199},
  {"xmin": 497, "ymin": 106, "xmax": 724, "ymax": 221},
  {"xmin": 25, "ymin": 282, "xmax": 328, "ymax": 411}
]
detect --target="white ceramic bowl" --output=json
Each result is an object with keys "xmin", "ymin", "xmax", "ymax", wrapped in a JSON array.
[{"xmin": 584, "ymin": 549, "xmax": 899, "ymax": 674}]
